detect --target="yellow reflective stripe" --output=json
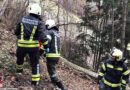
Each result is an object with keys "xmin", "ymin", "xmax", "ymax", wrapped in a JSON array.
[
  {"xmin": 32, "ymin": 74, "xmax": 40, "ymax": 77},
  {"xmin": 102, "ymin": 63, "xmax": 106, "ymax": 71},
  {"xmin": 30, "ymin": 26, "xmax": 37, "ymax": 41},
  {"xmin": 18, "ymin": 40, "xmax": 39, "ymax": 44},
  {"xmin": 98, "ymin": 72, "xmax": 104, "ymax": 76},
  {"xmin": 55, "ymin": 36, "xmax": 58, "ymax": 53},
  {"xmin": 20, "ymin": 23, "xmax": 24, "ymax": 40},
  {"xmin": 107, "ymin": 64, "xmax": 114, "ymax": 68},
  {"xmin": 121, "ymin": 79, "xmax": 126, "ymax": 84},
  {"xmin": 16, "ymin": 64, "xmax": 23, "ymax": 70},
  {"xmin": 104, "ymin": 79, "xmax": 120, "ymax": 87},
  {"xmin": 19, "ymin": 24, "xmax": 38, "ymax": 48},
  {"xmin": 17, "ymin": 68, "xmax": 23, "ymax": 70},
  {"xmin": 16, "ymin": 64, "xmax": 23, "ymax": 67},
  {"xmin": 43, "ymin": 41, "xmax": 48, "ymax": 45},
  {"xmin": 16, "ymin": 65, "xmax": 23, "ymax": 68},
  {"xmin": 16, "ymin": 67, "xmax": 23, "ymax": 69},
  {"xmin": 46, "ymin": 53, "xmax": 60, "ymax": 57},
  {"xmin": 18, "ymin": 43, "xmax": 39, "ymax": 47},
  {"xmin": 40, "ymin": 45, "xmax": 45, "ymax": 50},
  {"xmin": 32, "ymin": 78, "xmax": 40, "ymax": 81},
  {"xmin": 123, "ymin": 70, "xmax": 129, "ymax": 76},
  {"xmin": 116, "ymin": 67, "xmax": 123, "ymax": 71}
]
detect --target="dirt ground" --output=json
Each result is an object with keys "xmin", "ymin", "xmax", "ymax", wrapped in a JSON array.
[{"xmin": 0, "ymin": 26, "xmax": 99, "ymax": 90}]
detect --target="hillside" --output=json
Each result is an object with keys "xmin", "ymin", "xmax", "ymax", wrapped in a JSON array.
[
  {"xmin": 0, "ymin": 25, "xmax": 99, "ymax": 89},
  {"xmin": 0, "ymin": 0, "xmax": 99, "ymax": 89},
  {"xmin": 0, "ymin": 0, "xmax": 129, "ymax": 90}
]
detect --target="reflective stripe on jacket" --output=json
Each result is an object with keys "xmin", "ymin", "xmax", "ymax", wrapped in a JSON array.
[
  {"xmin": 46, "ymin": 30, "xmax": 60, "ymax": 58},
  {"xmin": 40, "ymin": 29, "xmax": 60, "ymax": 58},
  {"xmin": 15, "ymin": 14, "xmax": 45, "ymax": 48},
  {"xmin": 98, "ymin": 59, "xmax": 129, "ymax": 87}
]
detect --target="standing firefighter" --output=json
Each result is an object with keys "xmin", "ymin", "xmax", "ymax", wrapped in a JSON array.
[
  {"xmin": 98, "ymin": 48, "xmax": 129, "ymax": 90},
  {"xmin": 40, "ymin": 19, "xmax": 65, "ymax": 90},
  {"xmin": 14, "ymin": 4, "xmax": 46, "ymax": 86}
]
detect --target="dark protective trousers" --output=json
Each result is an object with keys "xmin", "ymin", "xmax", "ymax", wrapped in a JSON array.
[
  {"xmin": 99, "ymin": 80, "xmax": 120, "ymax": 90},
  {"xmin": 46, "ymin": 58, "xmax": 60, "ymax": 83},
  {"xmin": 16, "ymin": 47, "xmax": 40, "ymax": 85},
  {"xmin": 46, "ymin": 57, "xmax": 65, "ymax": 90}
]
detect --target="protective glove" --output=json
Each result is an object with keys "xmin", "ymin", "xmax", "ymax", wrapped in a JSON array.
[
  {"xmin": 46, "ymin": 48, "xmax": 50, "ymax": 53},
  {"xmin": 121, "ymin": 84, "xmax": 126, "ymax": 90}
]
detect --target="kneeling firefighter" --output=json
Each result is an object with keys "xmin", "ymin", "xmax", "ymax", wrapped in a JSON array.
[
  {"xmin": 14, "ymin": 4, "xmax": 47, "ymax": 86},
  {"xmin": 98, "ymin": 48, "xmax": 129, "ymax": 90},
  {"xmin": 39, "ymin": 19, "xmax": 65, "ymax": 90}
]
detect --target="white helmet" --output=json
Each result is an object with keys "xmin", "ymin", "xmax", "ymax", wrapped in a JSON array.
[
  {"xmin": 45, "ymin": 19, "xmax": 56, "ymax": 29},
  {"xmin": 111, "ymin": 49, "xmax": 123, "ymax": 61},
  {"xmin": 28, "ymin": 4, "xmax": 41, "ymax": 15}
]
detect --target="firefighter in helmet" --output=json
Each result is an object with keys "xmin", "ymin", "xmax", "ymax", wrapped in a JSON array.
[
  {"xmin": 40, "ymin": 19, "xmax": 65, "ymax": 90},
  {"xmin": 14, "ymin": 4, "xmax": 47, "ymax": 86},
  {"xmin": 98, "ymin": 48, "xmax": 129, "ymax": 90}
]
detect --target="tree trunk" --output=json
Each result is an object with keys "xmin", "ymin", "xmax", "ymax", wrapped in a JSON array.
[
  {"xmin": 111, "ymin": 7, "xmax": 114, "ymax": 49},
  {"xmin": 0, "ymin": 0, "xmax": 8, "ymax": 19},
  {"xmin": 121, "ymin": 0, "xmax": 127, "ymax": 53},
  {"xmin": 60, "ymin": 57, "xmax": 98, "ymax": 78},
  {"xmin": 56, "ymin": 0, "xmax": 60, "ymax": 24}
]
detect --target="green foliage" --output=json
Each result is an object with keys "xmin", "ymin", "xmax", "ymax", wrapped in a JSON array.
[
  {"xmin": 0, "ymin": 48, "xmax": 16, "ymax": 73},
  {"xmin": 80, "ymin": 0, "xmax": 130, "ymax": 70},
  {"xmin": 103, "ymin": 0, "xmax": 118, "ymax": 8},
  {"xmin": 6, "ymin": 62, "xmax": 16, "ymax": 73}
]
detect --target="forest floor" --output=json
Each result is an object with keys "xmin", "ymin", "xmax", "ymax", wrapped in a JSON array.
[{"xmin": 0, "ymin": 25, "xmax": 99, "ymax": 90}]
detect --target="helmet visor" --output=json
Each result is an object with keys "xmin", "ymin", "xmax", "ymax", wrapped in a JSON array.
[{"xmin": 112, "ymin": 56, "xmax": 121, "ymax": 61}]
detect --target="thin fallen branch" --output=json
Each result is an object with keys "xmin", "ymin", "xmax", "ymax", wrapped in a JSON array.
[{"xmin": 58, "ymin": 22, "xmax": 81, "ymax": 26}]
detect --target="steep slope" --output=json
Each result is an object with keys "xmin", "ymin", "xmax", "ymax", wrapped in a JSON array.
[{"xmin": 0, "ymin": 25, "xmax": 99, "ymax": 89}]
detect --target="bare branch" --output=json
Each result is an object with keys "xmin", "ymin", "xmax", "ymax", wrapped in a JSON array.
[
  {"xmin": 58, "ymin": 22, "xmax": 81, "ymax": 26},
  {"xmin": 0, "ymin": 0, "xmax": 8, "ymax": 19}
]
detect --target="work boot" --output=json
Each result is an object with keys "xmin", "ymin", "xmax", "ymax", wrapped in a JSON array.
[
  {"xmin": 55, "ymin": 81, "xmax": 65, "ymax": 90},
  {"xmin": 16, "ymin": 69, "xmax": 23, "ymax": 76},
  {"xmin": 16, "ymin": 69, "xmax": 23, "ymax": 73},
  {"xmin": 32, "ymin": 81, "xmax": 40, "ymax": 86}
]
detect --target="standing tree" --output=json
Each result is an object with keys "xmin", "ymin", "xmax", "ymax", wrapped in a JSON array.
[
  {"xmin": 79, "ymin": 0, "xmax": 129, "ymax": 71},
  {"xmin": 121, "ymin": 0, "xmax": 127, "ymax": 53}
]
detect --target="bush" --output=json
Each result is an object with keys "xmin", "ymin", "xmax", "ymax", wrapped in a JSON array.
[
  {"xmin": 1, "ymin": 0, "xmax": 29, "ymax": 30},
  {"xmin": 61, "ymin": 39, "xmax": 89, "ymax": 69}
]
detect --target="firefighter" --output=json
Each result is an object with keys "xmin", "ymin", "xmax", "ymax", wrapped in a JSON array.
[
  {"xmin": 98, "ymin": 48, "xmax": 129, "ymax": 90},
  {"xmin": 14, "ymin": 4, "xmax": 47, "ymax": 86},
  {"xmin": 40, "ymin": 19, "xmax": 65, "ymax": 90}
]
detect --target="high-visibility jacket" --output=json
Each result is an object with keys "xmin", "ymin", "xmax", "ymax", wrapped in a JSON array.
[
  {"xmin": 98, "ymin": 59, "xmax": 129, "ymax": 87},
  {"xmin": 14, "ymin": 14, "xmax": 46, "ymax": 48},
  {"xmin": 40, "ymin": 29, "xmax": 60, "ymax": 59}
]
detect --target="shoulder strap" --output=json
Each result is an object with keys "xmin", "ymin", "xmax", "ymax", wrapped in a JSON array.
[{"xmin": 20, "ymin": 22, "xmax": 37, "ymax": 41}]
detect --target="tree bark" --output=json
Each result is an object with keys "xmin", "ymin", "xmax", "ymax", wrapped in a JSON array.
[
  {"xmin": 60, "ymin": 57, "xmax": 98, "ymax": 78},
  {"xmin": 0, "ymin": 0, "xmax": 8, "ymax": 19},
  {"xmin": 111, "ymin": 7, "xmax": 114, "ymax": 49},
  {"xmin": 121, "ymin": 0, "xmax": 127, "ymax": 53},
  {"xmin": 60, "ymin": 57, "xmax": 130, "ymax": 89},
  {"xmin": 56, "ymin": 0, "xmax": 60, "ymax": 25}
]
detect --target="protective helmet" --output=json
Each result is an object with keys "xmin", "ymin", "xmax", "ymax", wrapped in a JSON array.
[
  {"xmin": 28, "ymin": 4, "xmax": 41, "ymax": 15},
  {"xmin": 111, "ymin": 49, "xmax": 123, "ymax": 61},
  {"xmin": 45, "ymin": 19, "xmax": 56, "ymax": 29}
]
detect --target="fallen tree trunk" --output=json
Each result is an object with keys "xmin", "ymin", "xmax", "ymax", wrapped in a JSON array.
[
  {"xmin": 60, "ymin": 57, "xmax": 98, "ymax": 79},
  {"xmin": 60, "ymin": 57, "xmax": 130, "ymax": 89},
  {"xmin": 0, "ymin": 0, "xmax": 8, "ymax": 19}
]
